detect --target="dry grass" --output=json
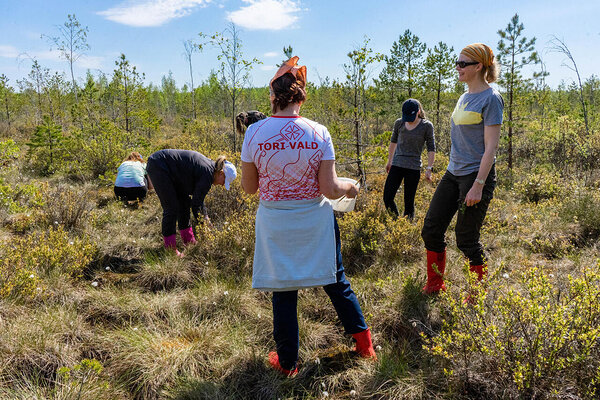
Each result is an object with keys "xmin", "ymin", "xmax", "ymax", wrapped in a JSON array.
[{"xmin": 1, "ymin": 154, "xmax": 600, "ymax": 399}]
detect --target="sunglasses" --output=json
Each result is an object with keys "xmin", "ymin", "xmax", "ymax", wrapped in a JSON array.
[{"xmin": 455, "ymin": 60, "xmax": 479, "ymax": 68}]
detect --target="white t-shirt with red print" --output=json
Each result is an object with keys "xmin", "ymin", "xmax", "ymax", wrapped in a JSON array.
[{"xmin": 241, "ymin": 116, "xmax": 335, "ymax": 201}]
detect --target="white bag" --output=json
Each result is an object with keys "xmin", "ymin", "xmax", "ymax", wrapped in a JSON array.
[{"xmin": 330, "ymin": 177, "xmax": 360, "ymax": 212}]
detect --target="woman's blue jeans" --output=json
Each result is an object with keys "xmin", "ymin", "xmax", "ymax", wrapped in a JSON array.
[{"xmin": 272, "ymin": 216, "xmax": 368, "ymax": 370}]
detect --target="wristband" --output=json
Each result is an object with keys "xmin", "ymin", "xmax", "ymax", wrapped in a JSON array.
[
  {"xmin": 426, "ymin": 166, "xmax": 433, "ymax": 171},
  {"xmin": 475, "ymin": 178, "xmax": 485, "ymax": 185}
]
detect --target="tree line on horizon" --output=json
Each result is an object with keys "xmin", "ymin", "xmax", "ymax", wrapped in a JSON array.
[{"xmin": 0, "ymin": 13, "xmax": 598, "ymax": 184}]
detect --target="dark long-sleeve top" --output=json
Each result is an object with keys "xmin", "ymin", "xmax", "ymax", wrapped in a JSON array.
[{"xmin": 149, "ymin": 149, "xmax": 216, "ymax": 218}]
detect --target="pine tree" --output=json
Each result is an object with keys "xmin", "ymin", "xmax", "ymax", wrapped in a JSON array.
[
  {"xmin": 27, "ymin": 115, "xmax": 65, "ymax": 175},
  {"xmin": 497, "ymin": 14, "xmax": 539, "ymax": 170},
  {"xmin": 377, "ymin": 29, "xmax": 426, "ymax": 111}
]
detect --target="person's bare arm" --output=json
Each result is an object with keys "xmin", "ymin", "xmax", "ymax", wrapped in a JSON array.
[
  {"xmin": 464, "ymin": 124, "xmax": 501, "ymax": 206},
  {"xmin": 318, "ymin": 160, "xmax": 359, "ymax": 199},
  {"xmin": 241, "ymin": 161, "xmax": 259, "ymax": 194}
]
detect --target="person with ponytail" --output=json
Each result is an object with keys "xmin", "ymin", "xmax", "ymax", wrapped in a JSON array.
[
  {"xmin": 241, "ymin": 57, "xmax": 376, "ymax": 376},
  {"xmin": 421, "ymin": 43, "xmax": 504, "ymax": 296},
  {"xmin": 146, "ymin": 150, "xmax": 237, "ymax": 256},
  {"xmin": 235, "ymin": 110, "xmax": 267, "ymax": 136}
]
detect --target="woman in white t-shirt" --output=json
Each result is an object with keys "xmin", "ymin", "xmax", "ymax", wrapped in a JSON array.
[
  {"xmin": 114, "ymin": 152, "xmax": 152, "ymax": 202},
  {"xmin": 241, "ymin": 57, "xmax": 376, "ymax": 376}
]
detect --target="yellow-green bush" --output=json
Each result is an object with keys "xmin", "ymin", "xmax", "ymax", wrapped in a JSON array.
[
  {"xmin": 337, "ymin": 196, "xmax": 389, "ymax": 270},
  {"xmin": 561, "ymin": 188, "xmax": 600, "ymax": 243},
  {"xmin": 1, "ymin": 227, "xmax": 96, "ymax": 281},
  {"xmin": 0, "ymin": 258, "xmax": 38, "ymax": 299},
  {"xmin": 515, "ymin": 171, "xmax": 562, "ymax": 203},
  {"xmin": 426, "ymin": 263, "xmax": 600, "ymax": 398},
  {"xmin": 0, "ymin": 179, "xmax": 45, "ymax": 213},
  {"xmin": 0, "ymin": 139, "xmax": 19, "ymax": 166},
  {"xmin": 378, "ymin": 217, "xmax": 422, "ymax": 265}
]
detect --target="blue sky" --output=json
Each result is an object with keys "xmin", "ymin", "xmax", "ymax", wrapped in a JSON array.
[{"xmin": 1, "ymin": 0, "xmax": 599, "ymax": 90}]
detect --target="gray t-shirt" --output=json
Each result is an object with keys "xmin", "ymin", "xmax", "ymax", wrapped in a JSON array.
[
  {"xmin": 447, "ymin": 87, "xmax": 504, "ymax": 176},
  {"xmin": 390, "ymin": 118, "xmax": 435, "ymax": 170}
]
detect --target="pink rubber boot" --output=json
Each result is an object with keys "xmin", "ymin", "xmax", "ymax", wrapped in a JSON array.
[
  {"xmin": 179, "ymin": 226, "xmax": 197, "ymax": 245},
  {"xmin": 163, "ymin": 234, "xmax": 183, "ymax": 257}
]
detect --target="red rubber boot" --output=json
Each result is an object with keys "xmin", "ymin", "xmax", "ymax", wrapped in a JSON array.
[
  {"xmin": 422, "ymin": 250, "xmax": 446, "ymax": 294},
  {"xmin": 268, "ymin": 351, "xmax": 298, "ymax": 377},
  {"xmin": 464, "ymin": 264, "xmax": 487, "ymax": 304},
  {"xmin": 352, "ymin": 328, "xmax": 377, "ymax": 360}
]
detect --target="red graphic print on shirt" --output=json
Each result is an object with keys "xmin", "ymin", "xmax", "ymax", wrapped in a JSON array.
[{"xmin": 241, "ymin": 117, "xmax": 335, "ymax": 201}]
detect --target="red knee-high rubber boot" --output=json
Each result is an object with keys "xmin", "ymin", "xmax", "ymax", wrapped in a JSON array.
[
  {"xmin": 352, "ymin": 328, "xmax": 377, "ymax": 360},
  {"xmin": 422, "ymin": 250, "xmax": 446, "ymax": 294},
  {"xmin": 464, "ymin": 263, "xmax": 487, "ymax": 304},
  {"xmin": 469, "ymin": 264, "xmax": 487, "ymax": 282}
]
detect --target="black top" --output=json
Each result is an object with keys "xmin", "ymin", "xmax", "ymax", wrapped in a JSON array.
[{"xmin": 148, "ymin": 149, "xmax": 216, "ymax": 218}]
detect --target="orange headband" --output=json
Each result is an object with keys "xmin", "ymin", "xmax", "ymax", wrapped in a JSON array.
[
  {"xmin": 461, "ymin": 43, "xmax": 494, "ymax": 68},
  {"xmin": 269, "ymin": 56, "xmax": 307, "ymax": 101}
]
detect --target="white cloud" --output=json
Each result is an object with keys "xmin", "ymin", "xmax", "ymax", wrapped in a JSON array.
[
  {"xmin": 33, "ymin": 50, "xmax": 64, "ymax": 62},
  {"xmin": 264, "ymin": 51, "xmax": 279, "ymax": 58},
  {"xmin": 2, "ymin": 45, "xmax": 104, "ymax": 70},
  {"xmin": 227, "ymin": 0, "xmax": 301, "ymax": 31},
  {"xmin": 0, "ymin": 45, "xmax": 19, "ymax": 58},
  {"xmin": 78, "ymin": 55, "xmax": 105, "ymax": 70},
  {"xmin": 260, "ymin": 65, "xmax": 277, "ymax": 71},
  {"xmin": 98, "ymin": 0, "xmax": 211, "ymax": 27}
]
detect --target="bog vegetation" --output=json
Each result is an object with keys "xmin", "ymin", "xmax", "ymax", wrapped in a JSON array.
[{"xmin": 0, "ymin": 13, "xmax": 599, "ymax": 399}]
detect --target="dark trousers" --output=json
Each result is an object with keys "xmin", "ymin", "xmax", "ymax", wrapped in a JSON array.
[
  {"xmin": 383, "ymin": 166, "xmax": 421, "ymax": 219},
  {"xmin": 114, "ymin": 186, "xmax": 147, "ymax": 202},
  {"xmin": 272, "ymin": 217, "xmax": 368, "ymax": 370},
  {"xmin": 421, "ymin": 166, "xmax": 496, "ymax": 266},
  {"xmin": 146, "ymin": 159, "xmax": 192, "ymax": 237}
]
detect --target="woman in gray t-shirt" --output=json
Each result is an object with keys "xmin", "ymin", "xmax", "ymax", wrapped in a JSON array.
[
  {"xmin": 421, "ymin": 43, "xmax": 504, "ymax": 297},
  {"xmin": 384, "ymin": 99, "xmax": 435, "ymax": 220}
]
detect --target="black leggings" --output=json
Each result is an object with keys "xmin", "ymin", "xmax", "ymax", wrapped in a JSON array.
[
  {"xmin": 421, "ymin": 166, "xmax": 496, "ymax": 266},
  {"xmin": 383, "ymin": 166, "xmax": 421, "ymax": 219},
  {"xmin": 146, "ymin": 160, "xmax": 192, "ymax": 237},
  {"xmin": 114, "ymin": 186, "xmax": 147, "ymax": 202}
]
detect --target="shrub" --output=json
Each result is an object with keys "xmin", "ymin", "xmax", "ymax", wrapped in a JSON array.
[
  {"xmin": 523, "ymin": 231, "xmax": 574, "ymax": 258},
  {"xmin": 561, "ymin": 188, "xmax": 600, "ymax": 243},
  {"xmin": 79, "ymin": 121, "xmax": 129, "ymax": 179},
  {"xmin": 337, "ymin": 196, "xmax": 390, "ymax": 270},
  {"xmin": 515, "ymin": 172, "xmax": 562, "ymax": 203},
  {"xmin": 1, "ymin": 227, "xmax": 97, "ymax": 281},
  {"xmin": 0, "ymin": 138, "xmax": 19, "ymax": 166},
  {"xmin": 0, "ymin": 257, "xmax": 38, "ymax": 299},
  {"xmin": 41, "ymin": 184, "xmax": 94, "ymax": 230},
  {"xmin": 55, "ymin": 358, "xmax": 120, "ymax": 399},
  {"xmin": 378, "ymin": 217, "xmax": 422, "ymax": 265},
  {"xmin": 425, "ymin": 263, "xmax": 600, "ymax": 398},
  {"xmin": 0, "ymin": 179, "xmax": 45, "ymax": 214},
  {"xmin": 193, "ymin": 205, "xmax": 256, "ymax": 278}
]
